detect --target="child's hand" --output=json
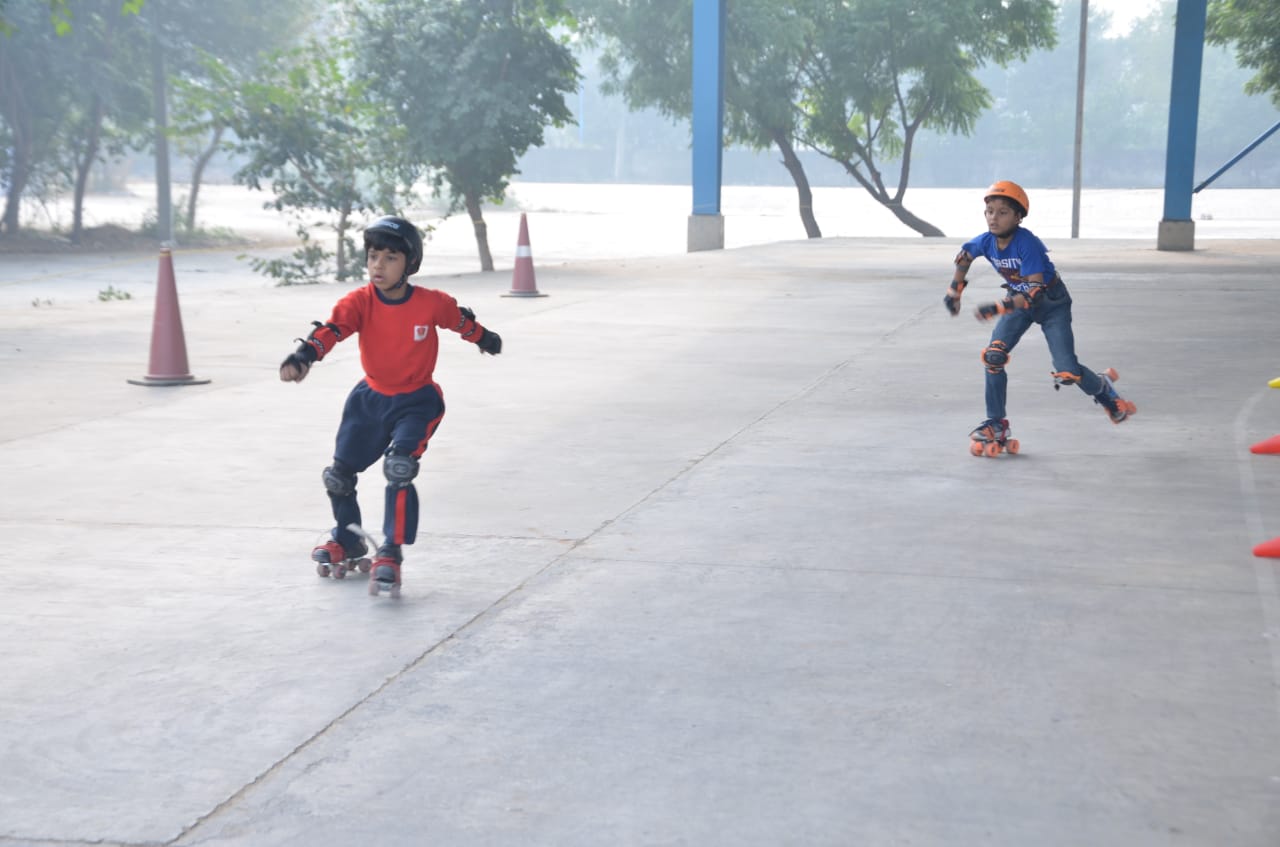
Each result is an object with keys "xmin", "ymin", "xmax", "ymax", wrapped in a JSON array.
[
  {"xmin": 477, "ymin": 329, "xmax": 502, "ymax": 356},
  {"xmin": 943, "ymin": 291, "xmax": 962, "ymax": 316},
  {"xmin": 974, "ymin": 302, "xmax": 1010, "ymax": 322},
  {"xmin": 279, "ymin": 353, "xmax": 311, "ymax": 382}
]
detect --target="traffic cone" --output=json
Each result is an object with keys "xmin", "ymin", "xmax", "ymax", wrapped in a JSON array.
[
  {"xmin": 1270, "ymin": 377, "xmax": 1280, "ymax": 389},
  {"xmin": 128, "ymin": 248, "xmax": 210, "ymax": 387},
  {"xmin": 503, "ymin": 213, "xmax": 547, "ymax": 298},
  {"xmin": 1250, "ymin": 434, "xmax": 1280, "ymax": 455},
  {"xmin": 1254, "ymin": 537, "xmax": 1280, "ymax": 558}
]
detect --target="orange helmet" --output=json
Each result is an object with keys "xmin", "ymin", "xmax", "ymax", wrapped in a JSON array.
[{"xmin": 984, "ymin": 180, "xmax": 1029, "ymax": 217}]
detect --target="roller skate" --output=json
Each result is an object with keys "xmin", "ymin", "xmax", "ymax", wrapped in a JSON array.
[
  {"xmin": 1094, "ymin": 368, "xmax": 1136, "ymax": 424},
  {"xmin": 969, "ymin": 417, "xmax": 1020, "ymax": 458},
  {"xmin": 368, "ymin": 544, "xmax": 402, "ymax": 599},
  {"xmin": 311, "ymin": 537, "xmax": 371, "ymax": 580}
]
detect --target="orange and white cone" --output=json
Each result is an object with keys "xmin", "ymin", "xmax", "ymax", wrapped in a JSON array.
[
  {"xmin": 128, "ymin": 248, "xmax": 210, "ymax": 387},
  {"xmin": 1254, "ymin": 537, "xmax": 1280, "ymax": 558},
  {"xmin": 503, "ymin": 213, "xmax": 548, "ymax": 298},
  {"xmin": 1250, "ymin": 435, "xmax": 1280, "ymax": 455}
]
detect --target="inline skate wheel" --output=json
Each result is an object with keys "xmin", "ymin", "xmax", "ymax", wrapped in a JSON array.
[
  {"xmin": 355, "ymin": 558, "xmax": 371, "ymax": 574},
  {"xmin": 368, "ymin": 578, "xmax": 380, "ymax": 597},
  {"xmin": 969, "ymin": 441, "xmax": 985, "ymax": 456},
  {"xmin": 984, "ymin": 442, "xmax": 1001, "ymax": 458},
  {"xmin": 1006, "ymin": 439, "xmax": 1020, "ymax": 455},
  {"xmin": 332, "ymin": 563, "xmax": 347, "ymax": 580},
  {"xmin": 316, "ymin": 563, "xmax": 331, "ymax": 578}
]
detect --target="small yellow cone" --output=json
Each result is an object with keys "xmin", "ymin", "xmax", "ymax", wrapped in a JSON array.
[{"xmin": 1269, "ymin": 377, "xmax": 1280, "ymax": 389}]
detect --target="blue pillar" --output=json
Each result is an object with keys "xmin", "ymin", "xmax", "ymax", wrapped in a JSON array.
[
  {"xmin": 688, "ymin": 0, "xmax": 725, "ymax": 251},
  {"xmin": 1158, "ymin": 0, "xmax": 1206, "ymax": 250}
]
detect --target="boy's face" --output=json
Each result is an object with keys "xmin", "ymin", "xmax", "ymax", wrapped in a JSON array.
[
  {"xmin": 984, "ymin": 197, "xmax": 1023, "ymax": 236},
  {"xmin": 367, "ymin": 245, "xmax": 408, "ymax": 293}
]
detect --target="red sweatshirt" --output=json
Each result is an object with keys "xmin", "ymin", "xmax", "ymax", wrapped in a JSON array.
[{"xmin": 305, "ymin": 283, "xmax": 487, "ymax": 395}]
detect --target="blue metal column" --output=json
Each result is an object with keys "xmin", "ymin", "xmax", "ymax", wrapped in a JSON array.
[
  {"xmin": 688, "ymin": 0, "xmax": 725, "ymax": 252},
  {"xmin": 1157, "ymin": 0, "xmax": 1207, "ymax": 250}
]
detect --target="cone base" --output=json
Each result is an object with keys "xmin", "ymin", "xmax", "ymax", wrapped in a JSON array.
[
  {"xmin": 128, "ymin": 375, "xmax": 211, "ymax": 387},
  {"xmin": 502, "ymin": 291, "xmax": 549, "ymax": 298}
]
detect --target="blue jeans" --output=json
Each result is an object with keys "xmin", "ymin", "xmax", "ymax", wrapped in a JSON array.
[
  {"xmin": 328, "ymin": 380, "xmax": 446, "ymax": 551},
  {"xmin": 984, "ymin": 281, "xmax": 1103, "ymax": 420}
]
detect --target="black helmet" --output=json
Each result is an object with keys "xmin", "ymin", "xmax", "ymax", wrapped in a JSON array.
[{"xmin": 363, "ymin": 216, "xmax": 423, "ymax": 276}]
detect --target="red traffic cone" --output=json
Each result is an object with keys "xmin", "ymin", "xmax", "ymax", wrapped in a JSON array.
[
  {"xmin": 503, "ymin": 213, "xmax": 548, "ymax": 298},
  {"xmin": 1250, "ymin": 434, "xmax": 1280, "ymax": 455},
  {"xmin": 1254, "ymin": 537, "xmax": 1280, "ymax": 558},
  {"xmin": 128, "ymin": 248, "xmax": 210, "ymax": 387}
]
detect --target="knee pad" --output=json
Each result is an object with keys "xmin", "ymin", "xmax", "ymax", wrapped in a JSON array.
[
  {"xmin": 981, "ymin": 340, "xmax": 1010, "ymax": 374},
  {"xmin": 383, "ymin": 451, "xmax": 419, "ymax": 488},
  {"xmin": 322, "ymin": 462, "xmax": 357, "ymax": 497}
]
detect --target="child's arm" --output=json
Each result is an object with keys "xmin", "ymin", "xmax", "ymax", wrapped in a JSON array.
[
  {"xmin": 974, "ymin": 273, "xmax": 1047, "ymax": 321},
  {"xmin": 447, "ymin": 302, "xmax": 502, "ymax": 355},
  {"xmin": 943, "ymin": 250, "xmax": 973, "ymax": 316}
]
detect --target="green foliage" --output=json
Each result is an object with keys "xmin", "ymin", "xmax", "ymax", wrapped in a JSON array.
[
  {"xmin": 797, "ymin": 0, "xmax": 1058, "ymax": 234},
  {"xmin": 226, "ymin": 38, "xmax": 418, "ymax": 283},
  {"xmin": 97, "ymin": 284, "xmax": 131, "ymax": 301},
  {"xmin": 355, "ymin": 0, "xmax": 580, "ymax": 269},
  {"xmin": 1208, "ymin": 0, "xmax": 1280, "ymax": 107}
]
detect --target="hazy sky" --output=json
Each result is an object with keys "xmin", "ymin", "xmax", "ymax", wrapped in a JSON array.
[{"xmin": 1089, "ymin": 0, "xmax": 1163, "ymax": 35}]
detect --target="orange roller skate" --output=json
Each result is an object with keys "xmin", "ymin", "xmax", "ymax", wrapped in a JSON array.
[
  {"xmin": 969, "ymin": 418, "xmax": 1020, "ymax": 458},
  {"xmin": 1095, "ymin": 368, "xmax": 1136, "ymax": 424}
]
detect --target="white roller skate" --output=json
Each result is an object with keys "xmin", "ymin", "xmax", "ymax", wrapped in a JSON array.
[
  {"xmin": 311, "ymin": 538, "xmax": 371, "ymax": 580},
  {"xmin": 1094, "ymin": 368, "xmax": 1136, "ymax": 424},
  {"xmin": 969, "ymin": 417, "xmax": 1019, "ymax": 458}
]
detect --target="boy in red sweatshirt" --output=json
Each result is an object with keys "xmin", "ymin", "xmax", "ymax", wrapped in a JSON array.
[{"xmin": 280, "ymin": 216, "xmax": 502, "ymax": 595}]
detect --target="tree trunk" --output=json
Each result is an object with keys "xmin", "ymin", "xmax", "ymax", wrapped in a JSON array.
[
  {"xmin": 2, "ymin": 134, "xmax": 29, "ymax": 235},
  {"xmin": 773, "ymin": 131, "xmax": 820, "ymax": 238},
  {"xmin": 335, "ymin": 203, "xmax": 351, "ymax": 280},
  {"xmin": 834, "ymin": 156, "xmax": 945, "ymax": 237},
  {"xmin": 881, "ymin": 199, "xmax": 945, "ymax": 237},
  {"xmin": 465, "ymin": 192, "xmax": 494, "ymax": 272},
  {"xmin": 70, "ymin": 93, "xmax": 105, "ymax": 245},
  {"xmin": 150, "ymin": 8, "xmax": 172, "ymax": 244},
  {"xmin": 185, "ymin": 124, "xmax": 224, "ymax": 232}
]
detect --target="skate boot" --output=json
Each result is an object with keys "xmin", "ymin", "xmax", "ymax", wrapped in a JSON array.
[
  {"xmin": 311, "ymin": 537, "xmax": 370, "ymax": 580},
  {"xmin": 368, "ymin": 544, "xmax": 403, "ymax": 598},
  {"xmin": 1094, "ymin": 368, "xmax": 1137, "ymax": 424},
  {"xmin": 969, "ymin": 417, "xmax": 1020, "ymax": 458}
]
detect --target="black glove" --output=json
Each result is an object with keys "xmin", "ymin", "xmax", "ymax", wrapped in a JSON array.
[
  {"xmin": 459, "ymin": 306, "xmax": 476, "ymax": 322},
  {"xmin": 974, "ymin": 301, "xmax": 1010, "ymax": 322},
  {"xmin": 476, "ymin": 328, "xmax": 502, "ymax": 355},
  {"xmin": 943, "ymin": 291, "xmax": 961, "ymax": 316},
  {"xmin": 943, "ymin": 280, "xmax": 965, "ymax": 316}
]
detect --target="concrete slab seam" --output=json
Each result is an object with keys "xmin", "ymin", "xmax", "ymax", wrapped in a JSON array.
[{"xmin": 171, "ymin": 538, "xmax": 592, "ymax": 843}]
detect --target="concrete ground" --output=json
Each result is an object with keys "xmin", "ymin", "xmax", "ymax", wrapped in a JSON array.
[{"xmin": 2, "ymin": 235, "xmax": 1279, "ymax": 846}]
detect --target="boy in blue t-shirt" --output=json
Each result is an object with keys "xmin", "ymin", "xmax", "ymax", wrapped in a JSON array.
[{"xmin": 943, "ymin": 181, "xmax": 1135, "ymax": 452}]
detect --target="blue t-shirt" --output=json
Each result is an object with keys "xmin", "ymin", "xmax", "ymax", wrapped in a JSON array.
[{"xmin": 961, "ymin": 227, "xmax": 1056, "ymax": 296}]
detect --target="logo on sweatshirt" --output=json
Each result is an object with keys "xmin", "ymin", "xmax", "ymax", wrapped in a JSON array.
[{"xmin": 413, "ymin": 325, "xmax": 430, "ymax": 341}]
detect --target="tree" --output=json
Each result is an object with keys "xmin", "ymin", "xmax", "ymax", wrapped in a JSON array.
[
  {"xmin": 797, "ymin": 0, "xmax": 1058, "ymax": 237},
  {"xmin": 356, "ymin": 0, "xmax": 580, "ymax": 271},
  {"xmin": 60, "ymin": 0, "xmax": 151, "ymax": 243},
  {"xmin": 580, "ymin": 0, "xmax": 824, "ymax": 236},
  {"xmin": 227, "ymin": 39, "xmax": 417, "ymax": 283},
  {"xmin": 1208, "ymin": 0, "xmax": 1280, "ymax": 108},
  {"xmin": 0, "ymin": 4, "xmax": 74, "ymax": 234},
  {"xmin": 156, "ymin": 0, "xmax": 317, "ymax": 233}
]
